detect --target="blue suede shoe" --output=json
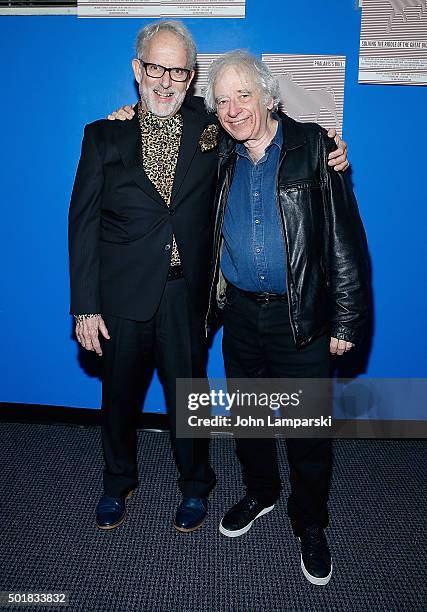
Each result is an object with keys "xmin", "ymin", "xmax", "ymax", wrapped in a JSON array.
[
  {"xmin": 96, "ymin": 490, "xmax": 133, "ymax": 530},
  {"xmin": 174, "ymin": 497, "xmax": 208, "ymax": 532}
]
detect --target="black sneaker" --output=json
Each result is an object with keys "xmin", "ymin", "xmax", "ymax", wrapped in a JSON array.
[
  {"xmin": 219, "ymin": 495, "xmax": 275, "ymax": 538},
  {"xmin": 299, "ymin": 525, "xmax": 333, "ymax": 585}
]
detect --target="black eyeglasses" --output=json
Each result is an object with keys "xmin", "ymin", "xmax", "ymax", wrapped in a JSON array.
[{"xmin": 139, "ymin": 61, "xmax": 191, "ymax": 82}]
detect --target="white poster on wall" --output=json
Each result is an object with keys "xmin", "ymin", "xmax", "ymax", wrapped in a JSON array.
[
  {"xmin": 359, "ymin": 0, "xmax": 427, "ymax": 85},
  {"xmin": 77, "ymin": 0, "xmax": 245, "ymax": 18},
  {"xmin": 192, "ymin": 54, "xmax": 222, "ymax": 98},
  {"xmin": 262, "ymin": 54, "xmax": 346, "ymax": 133}
]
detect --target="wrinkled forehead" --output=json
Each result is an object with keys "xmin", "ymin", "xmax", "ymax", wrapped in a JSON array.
[
  {"xmin": 144, "ymin": 31, "xmax": 188, "ymax": 65},
  {"xmin": 214, "ymin": 64, "xmax": 259, "ymax": 98}
]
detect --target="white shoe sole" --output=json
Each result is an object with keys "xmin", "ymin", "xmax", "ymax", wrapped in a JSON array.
[
  {"xmin": 219, "ymin": 504, "xmax": 275, "ymax": 538},
  {"xmin": 300, "ymin": 554, "xmax": 333, "ymax": 586}
]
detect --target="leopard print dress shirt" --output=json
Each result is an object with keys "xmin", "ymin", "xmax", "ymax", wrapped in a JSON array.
[{"xmin": 138, "ymin": 102, "xmax": 182, "ymax": 267}]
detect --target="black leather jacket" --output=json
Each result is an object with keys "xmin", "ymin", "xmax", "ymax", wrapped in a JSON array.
[{"xmin": 206, "ymin": 113, "xmax": 370, "ymax": 348}]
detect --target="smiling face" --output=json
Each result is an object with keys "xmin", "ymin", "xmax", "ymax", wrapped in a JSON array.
[
  {"xmin": 214, "ymin": 65, "xmax": 274, "ymax": 142},
  {"xmin": 132, "ymin": 30, "xmax": 194, "ymax": 118}
]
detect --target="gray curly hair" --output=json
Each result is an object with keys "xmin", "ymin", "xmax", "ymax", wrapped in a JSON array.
[
  {"xmin": 204, "ymin": 49, "xmax": 281, "ymax": 113},
  {"xmin": 135, "ymin": 20, "xmax": 197, "ymax": 70}
]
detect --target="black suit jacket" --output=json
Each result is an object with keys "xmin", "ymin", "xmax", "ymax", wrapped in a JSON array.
[{"xmin": 68, "ymin": 96, "xmax": 219, "ymax": 321}]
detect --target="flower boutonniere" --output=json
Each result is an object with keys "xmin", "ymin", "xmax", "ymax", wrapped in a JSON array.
[{"xmin": 199, "ymin": 124, "xmax": 219, "ymax": 152}]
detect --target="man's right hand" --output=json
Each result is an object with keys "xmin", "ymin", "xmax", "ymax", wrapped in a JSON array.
[
  {"xmin": 107, "ymin": 105, "xmax": 135, "ymax": 121},
  {"xmin": 75, "ymin": 315, "xmax": 110, "ymax": 356}
]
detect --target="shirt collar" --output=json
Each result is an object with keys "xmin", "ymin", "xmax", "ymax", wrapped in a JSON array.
[
  {"xmin": 235, "ymin": 113, "xmax": 282, "ymax": 159},
  {"xmin": 138, "ymin": 102, "xmax": 182, "ymax": 132}
]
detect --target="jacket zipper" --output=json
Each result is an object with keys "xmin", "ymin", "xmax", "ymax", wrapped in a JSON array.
[
  {"xmin": 275, "ymin": 150, "xmax": 298, "ymax": 345},
  {"xmin": 205, "ymin": 178, "xmax": 228, "ymax": 336}
]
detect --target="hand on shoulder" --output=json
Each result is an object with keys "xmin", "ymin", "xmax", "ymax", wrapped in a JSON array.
[{"xmin": 107, "ymin": 105, "xmax": 135, "ymax": 121}]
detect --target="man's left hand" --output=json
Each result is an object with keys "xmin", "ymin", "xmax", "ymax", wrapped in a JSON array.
[
  {"xmin": 327, "ymin": 128, "xmax": 349, "ymax": 172},
  {"xmin": 330, "ymin": 337, "xmax": 354, "ymax": 356}
]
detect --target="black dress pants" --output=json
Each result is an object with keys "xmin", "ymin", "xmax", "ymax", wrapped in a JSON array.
[
  {"xmin": 222, "ymin": 283, "xmax": 332, "ymax": 536},
  {"xmin": 100, "ymin": 277, "xmax": 216, "ymax": 499}
]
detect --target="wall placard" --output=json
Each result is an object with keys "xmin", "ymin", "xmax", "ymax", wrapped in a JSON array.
[
  {"xmin": 262, "ymin": 54, "xmax": 346, "ymax": 133},
  {"xmin": 77, "ymin": 0, "xmax": 245, "ymax": 18},
  {"xmin": 359, "ymin": 0, "xmax": 427, "ymax": 85}
]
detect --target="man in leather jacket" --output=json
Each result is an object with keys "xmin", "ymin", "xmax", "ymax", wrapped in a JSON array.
[{"xmin": 204, "ymin": 50, "xmax": 370, "ymax": 585}]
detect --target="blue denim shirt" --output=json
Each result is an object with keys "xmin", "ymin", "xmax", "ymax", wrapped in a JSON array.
[{"xmin": 220, "ymin": 120, "xmax": 287, "ymax": 294}]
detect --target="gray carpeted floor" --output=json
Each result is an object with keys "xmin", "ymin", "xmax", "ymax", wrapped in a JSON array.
[{"xmin": 0, "ymin": 423, "xmax": 425, "ymax": 611}]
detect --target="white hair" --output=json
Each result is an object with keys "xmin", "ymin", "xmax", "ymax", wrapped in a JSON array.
[
  {"xmin": 204, "ymin": 49, "xmax": 281, "ymax": 113},
  {"xmin": 135, "ymin": 20, "xmax": 197, "ymax": 69}
]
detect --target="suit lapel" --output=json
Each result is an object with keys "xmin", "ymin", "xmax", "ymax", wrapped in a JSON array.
[
  {"xmin": 171, "ymin": 103, "xmax": 203, "ymax": 204},
  {"xmin": 115, "ymin": 111, "xmax": 166, "ymax": 207}
]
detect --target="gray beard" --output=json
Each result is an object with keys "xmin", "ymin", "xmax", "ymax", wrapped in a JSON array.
[{"xmin": 139, "ymin": 85, "xmax": 186, "ymax": 118}]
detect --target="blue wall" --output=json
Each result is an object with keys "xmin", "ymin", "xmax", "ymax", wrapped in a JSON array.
[{"xmin": 1, "ymin": 1, "xmax": 426, "ymax": 413}]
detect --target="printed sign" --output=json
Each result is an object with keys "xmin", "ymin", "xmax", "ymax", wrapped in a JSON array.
[
  {"xmin": 262, "ymin": 54, "xmax": 346, "ymax": 133},
  {"xmin": 78, "ymin": 0, "xmax": 245, "ymax": 18},
  {"xmin": 359, "ymin": 0, "xmax": 427, "ymax": 84}
]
